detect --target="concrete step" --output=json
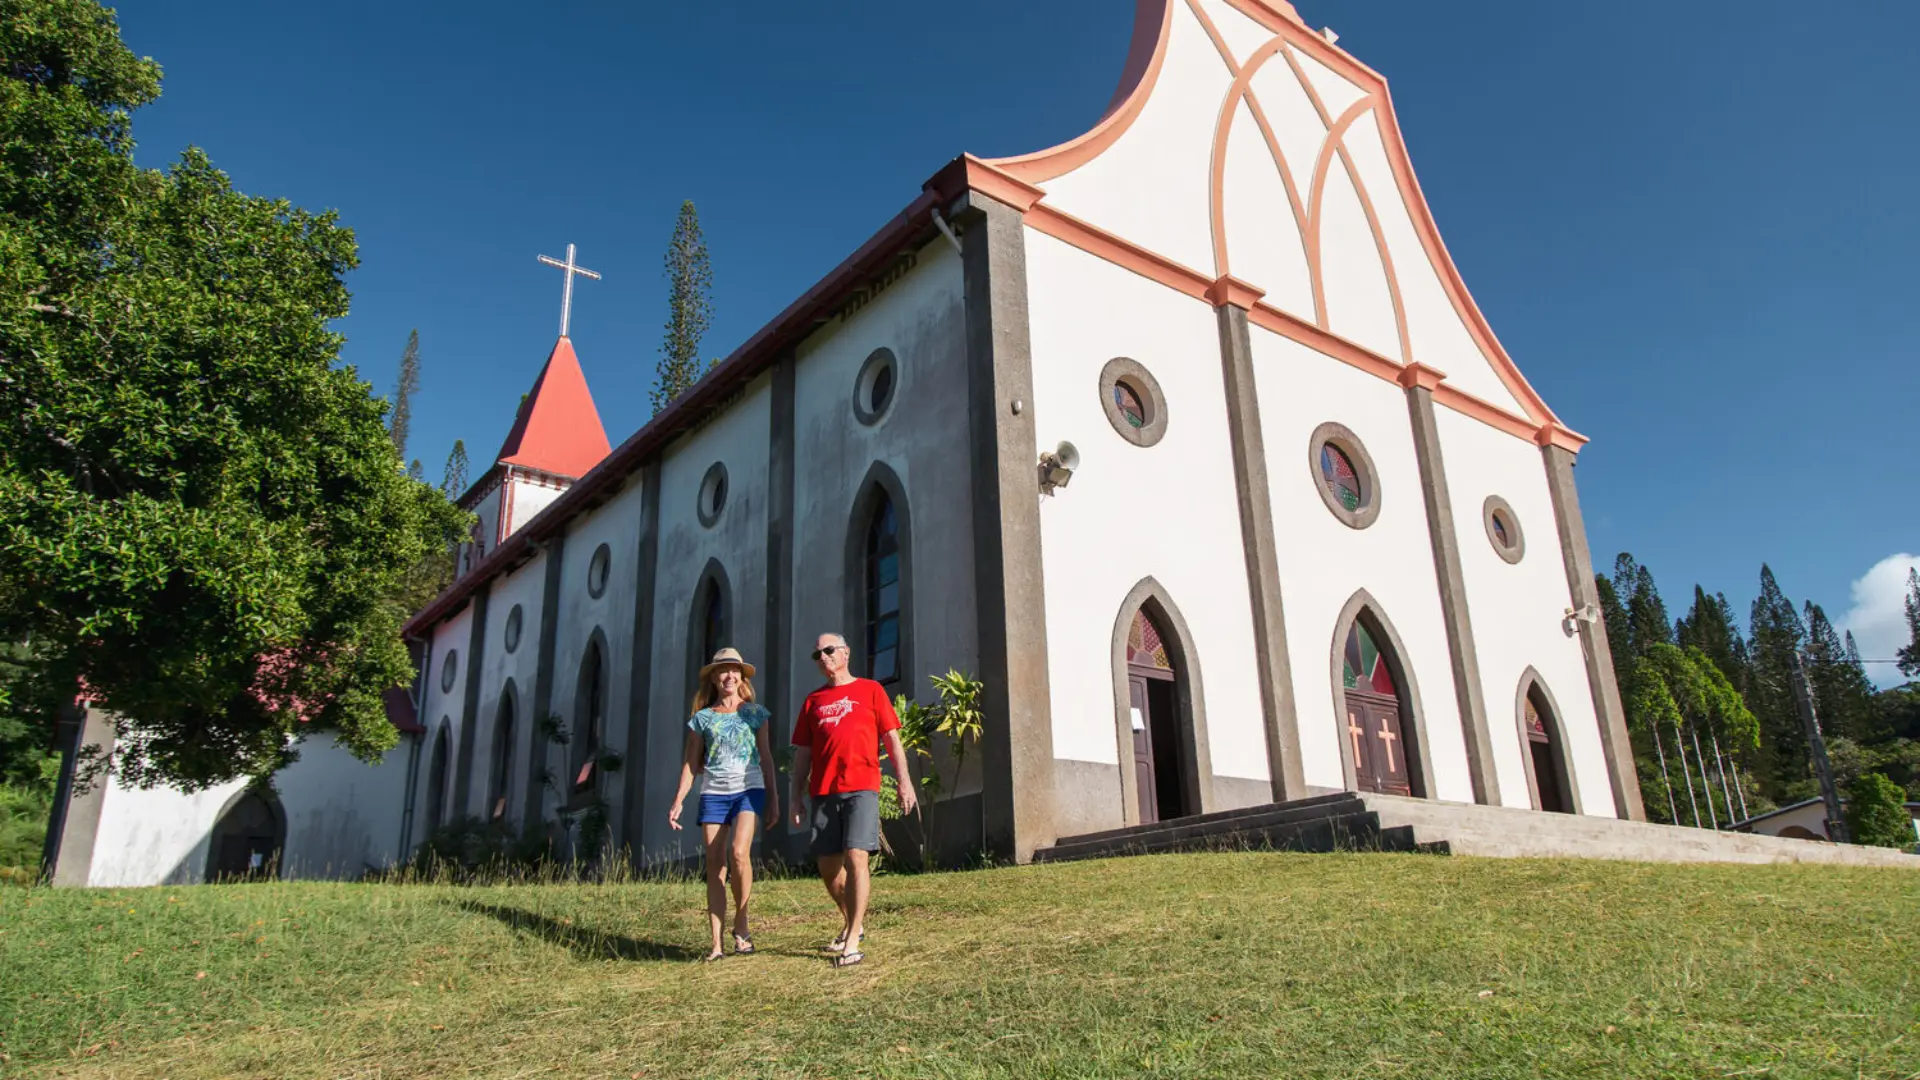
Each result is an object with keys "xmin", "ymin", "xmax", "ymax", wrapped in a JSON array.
[
  {"xmin": 1052, "ymin": 791, "xmax": 1358, "ymax": 847},
  {"xmin": 1036, "ymin": 809, "xmax": 1388, "ymax": 864},
  {"xmin": 1041, "ymin": 795, "xmax": 1367, "ymax": 862}
]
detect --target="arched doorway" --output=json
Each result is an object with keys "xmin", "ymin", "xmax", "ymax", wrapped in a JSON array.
[
  {"xmin": 425, "ymin": 722, "xmax": 451, "ymax": 836},
  {"xmin": 1331, "ymin": 594, "xmax": 1431, "ymax": 799},
  {"xmin": 206, "ymin": 788, "xmax": 284, "ymax": 882},
  {"xmin": 1516, "ymin": 672, "xmax": 1579, "ymax": 815},
  {"xmin": 1110, "ymin": 580, "xmax": 1214, "ymax": 826}
]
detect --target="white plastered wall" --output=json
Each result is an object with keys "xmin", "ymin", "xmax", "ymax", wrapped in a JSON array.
[
  {"xmin": 278, "ymin": 734, "xmax": 411, "ymax": 878},
  {"xmin": 1024, "ymin": 230, "xmax": 1269, "ymax": 787},
  {"xmin": 1248, "ymin": 323, "xmax": 1474, "ymax": 802},
  {"xmin": 504, "ymin": 476, "xmax": 568, "ymax": 539},
  {"xmin": 786, "ymin": 239, "xmax": 981, "ymax": 822},
  {"xmin": 640, "ymin": 375, "xmax": 772, "ymax": 861},
  {"xmin": 86, "ymin": 775, "xmax": 245, "ymax": 886},
  {"xmin": 467, "ymin": 550, "xmax": 547, "ymax": 826},
  {"xmin": 1436, "ymin": 407, "xmax": 1616, "ymax": 817},
  {"xmin": 412, "ymin": 601, "xmax": 472, "ymax": 833},
  {"xmin": 545, "ymin": 471, "xmax": 647, "ymax": 837}
]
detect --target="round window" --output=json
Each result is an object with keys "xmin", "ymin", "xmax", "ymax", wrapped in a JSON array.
[
  {"xmin": 697, "ymin": 463, "xmax": 728, "ymax": 527},
  {"xmin": 503, "ymin": 604, "xmax": 524, "ymax": 653},
  {"xmin": 1098, "ymin": 357, "xmax": 1167, "ymax": 447},
  {"xmin": 1482, "ymin": 495, "xmax": 1525, "ymax": 564},
  {"xmin": 853, "ymin": 348, "xmax": 898, "ymax": 425},
  {"xmin": 1308, "ymin": 422, "xmax": 1380, "ymax": 529},
  {"xmin": 440, "ymin": 649, "xmax": 459, "ymax": 693},
  {"xmin": 587, "ymin": 543, "xmax": 611, "ymax": 598}
]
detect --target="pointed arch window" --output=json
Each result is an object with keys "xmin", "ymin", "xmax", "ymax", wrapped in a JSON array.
[
  {"xmin": 865, "ymin": 493, "xmax": 901, "ymax": 685},
  {"xmin": 573, "ymin": 640, "xmax": 606, "ymax": 794},
  {"xmin": 425, "ymin": 723, "xmax": 451, "ymax": 835},
  {"xmin": 490, "ymin": 687, "xmax": 517, "ymax": 821},
  {"xmin": 700, "ymin": 577, "xmax": 726, "ymax": 664}
]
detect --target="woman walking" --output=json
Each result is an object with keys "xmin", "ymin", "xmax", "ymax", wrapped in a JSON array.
[{"xmin": 669, "ymin": 647, "xmax": 779, "ymax": 962}]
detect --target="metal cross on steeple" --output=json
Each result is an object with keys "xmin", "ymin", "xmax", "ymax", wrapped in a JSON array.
[{"xmin": 536, "ymin": 243, "xmax": 602, "ymax": 337}]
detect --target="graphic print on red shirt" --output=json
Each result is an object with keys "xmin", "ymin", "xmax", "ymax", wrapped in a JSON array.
[{"xmin": 792, "ymin": 678, "xmax": 901, "ymax": 796}]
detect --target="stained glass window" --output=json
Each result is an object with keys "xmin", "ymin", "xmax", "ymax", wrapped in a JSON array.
[
  {"xmin": 491, "ymin": 694, "xmax": 515, "ymax": 816},
  {"xmin": 1113, "ymin": 382, "xmax": 1147, "ymax": 429},
  {"xmin": 575, "ymin": 642, "xmax": 605, "ymax": 793},
  {"xmin": 1320, "ymin": 443, "xmax": 1362, "ymax": 512},
  {"xmin": 870, "ymin": 363, "xmax": 895, "ymax": 415},
  {"xmin": 1524, "ymin": 695, "xmax": 1547, "ymax": 741},
  {"xmin": 1341, "ymin": 621, "xmax": 1397, "ymax": 698},
  {"xmin": 1127, "ymin": 610, "xmax": 1173, "ymax": 671},
  {"xmin": 866, "ymin": 494, "xmax": 901, "ymax": 685},
  {"xmin": 1492, "ymin": 514, "xmax": 1510, "ymax": 547}
]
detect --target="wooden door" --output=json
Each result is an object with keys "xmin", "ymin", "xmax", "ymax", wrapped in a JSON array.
[
  {"xmin": 1129, "ymin": 674, "xmax": 1158, "ymax": 825},
  {"xmin": 1348, "ymin": 692, "xmax": 1411, "ymax": 796}
]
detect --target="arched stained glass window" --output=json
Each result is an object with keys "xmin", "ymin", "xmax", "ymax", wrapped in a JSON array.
[
  {"xmin": 1320, "ymin": 443, "xmax": 1363, "ymax": 512},
  {"xmin": 491, "ymin": 692, "xmax": 515, "ymax": 820},
  {"xmin": 865, "ymin": 494, "xmax": 901, "ymax": 685},
  {"xmin": 425, "ymin": 724, "xmax": 450, "ymax": 835},
  {"xmin": 1126, "ymin": 610, "xmax": 1172, "ymax": 671},
  {"xmin": 574, "ymin": 642, "xmax": 605, "ymax": 793},
  {"xmin": 1342, "ymin": 621, "xmax": 1398, "ymax": 698},
  {"xmin": 1524, "ymin": 694, "xmax": 1546, "ymax": 741}
]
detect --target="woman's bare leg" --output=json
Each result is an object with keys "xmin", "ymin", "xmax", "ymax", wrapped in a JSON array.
[
  {"xmin": 728, "ymin": 812, "xmax": 757, "ymax": 942},
  {"xmin": 701, "ymin": 824, "xmax": 727, "ymax": 958}
]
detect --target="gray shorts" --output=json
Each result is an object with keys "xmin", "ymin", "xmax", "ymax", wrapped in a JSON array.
[{"xmin": 809, "ymin": 790, "xmax": 881, "ymax": 858}]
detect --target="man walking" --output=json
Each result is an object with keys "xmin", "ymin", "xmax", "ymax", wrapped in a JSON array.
[{"xmin": 789, "ymin": 631, "xmax": 915, "ymax": 968}]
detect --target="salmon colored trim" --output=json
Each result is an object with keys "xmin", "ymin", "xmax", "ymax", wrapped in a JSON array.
[
  {"xmin": 1533, "ymin": 423, "xmax": 1590, "ymax": 453},
  {"xmin": 951, "ymin": 155, "xmax": 1045, "ymax": 212},
  {"xmin": 1332, "ymin": 125, "xmax": 1413, "ymax": 365},
  {"xmin": 1372, "ymin": 94, "xmax": 1555, "ymax": 424},
  {"xmin": 1024, "ymin": 200, "xmax": 1214, "ymax": 303},
  {"xmin": 987, "ymin": 0, "xmax": 1173, "ymax": 184},
  {"xmin": 1396, "ymin": 362, "xmax": 1447, "ymax": 392},
  {"xmin": 1205, "ymin": 274, "xmax": 1266, "ymax": 310},
  {"xmin": 1434, "ymin": 384, "xmax": 1540, "ymax": 442},
  {"xmin": 1246, "ymin": 301, "xmax": 1402, "ymax": 384},
  {"xmin": 1304, "ymin": 96, "xmax": 1376, "ymax": 327},
  {"xmin": 1205, "ymin": 38, "xmax": 1309, "ymax": 281},
  {"xmin": 1222, "ymin": 0, "xmax": 1305, "ymax": 28}
]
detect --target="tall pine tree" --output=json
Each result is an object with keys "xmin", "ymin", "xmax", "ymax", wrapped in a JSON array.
[
  {"xmin": 441, "ymin": 440, "xmax": 469, "ymax": 500},
  {"xmin": 653, "ymin": 200, "xmax": 713, "ymax": 415},
  {"xmin": 1676, "ymin": 586, "xmax": 1750, "ymax": 692},
  {"xmin": 1900, "ymin": 568, "xmax": 1920, "ymax": 678},
  {"xmin": 388, "ymin": 329, "xmax": 420, "ymax": 458},
  {"xmin": 1804, "ymin": 602, "xmax": 1874, "ymax": 743},
  {"xmin": 1748, "ymin": 564, "xmax": 1808, "ymax": 798}
]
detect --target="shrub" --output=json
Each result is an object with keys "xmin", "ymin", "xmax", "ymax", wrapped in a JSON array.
[
  {"xmin": 1845, "ymin": 772, "xmax": 1915, "ymax": 849},
  {"xmin": 0, "ymin": 782, "xmax": 53, "ymax": 876}
]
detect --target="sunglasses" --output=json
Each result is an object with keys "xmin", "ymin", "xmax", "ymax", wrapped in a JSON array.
[{"xmin": 810, "ymin": 645, "xmax": 845, "ymax": 660}]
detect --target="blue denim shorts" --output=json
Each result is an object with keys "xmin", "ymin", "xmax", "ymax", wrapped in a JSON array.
[{"xmin": 698, "ymin": 788, "xmax": 766, "ymax": 826}]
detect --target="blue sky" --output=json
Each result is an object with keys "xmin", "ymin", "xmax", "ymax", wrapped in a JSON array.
[{"xmin": 115, "ymin": 1, "xmax": 1917, "ymax": 677}]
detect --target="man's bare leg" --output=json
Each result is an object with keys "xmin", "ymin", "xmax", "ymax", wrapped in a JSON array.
[{"xmin": 841, "ymin": 848, "xmax": 871, "ymax": 957}]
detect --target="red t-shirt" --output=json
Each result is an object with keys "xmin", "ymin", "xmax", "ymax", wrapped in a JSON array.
[{"xmin": 792, "ymin": 678, "xmax": 901, "ymax": 797}]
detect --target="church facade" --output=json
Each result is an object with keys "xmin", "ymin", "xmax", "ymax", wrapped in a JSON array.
[{"xmin": 46, "ymin": 0, "xmax": 1642, "ymax": 884}]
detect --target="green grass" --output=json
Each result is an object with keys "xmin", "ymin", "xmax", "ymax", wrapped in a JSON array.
[
  {"xmin": 1, "ymin": 852, "xmax": 1916, "ymax": 1078},
  {"xmin": 0, "ymin": 783, "xmax": 51, "ymax": 883}
]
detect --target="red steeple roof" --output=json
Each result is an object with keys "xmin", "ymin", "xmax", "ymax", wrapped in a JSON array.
[{"xmin": 494, "ymin": 336, "xmax": 611, "ymax": 479}]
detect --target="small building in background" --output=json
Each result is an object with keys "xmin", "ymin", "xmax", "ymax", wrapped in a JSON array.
[{"xmin": 1729, "ymin": 798, "xmax": 1920, "ymax": 846}]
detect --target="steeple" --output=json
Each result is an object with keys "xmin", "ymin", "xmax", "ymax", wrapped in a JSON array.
[{"xmin": 493, "ymin": 336, "xmax": 611, "ymax": 480}]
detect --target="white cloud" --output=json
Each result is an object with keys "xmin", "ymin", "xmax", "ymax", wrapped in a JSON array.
[{"xmin": 1835, "ymin": 553, "xmax": 1918, "ymax": 687}]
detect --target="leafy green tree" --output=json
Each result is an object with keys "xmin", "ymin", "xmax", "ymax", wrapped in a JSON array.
[
  {"xmin": 388, "ymin": 329, "xmax": 420, "ymax": 458},
  {"xmin": 0, "ymin": 0, "xmax": 467, "ymax": 789},
  {"xmin": 1843, "ymin": 772, "xmax": 1914, "ymax": 849},
  {"xmin": 1900, "ymin": 568, "xmax": 1920, "ymax": 678},
  {"xmin": 441, "ymin": 439, "xmax": 469, "ymax": 500},
  {"xmin": 652, "ymin": 200, "xmax": 712, "ymax": 415},
  {"xmin": 1623, "ymin": 643, "xmax": 1760, "ymax": 828}
]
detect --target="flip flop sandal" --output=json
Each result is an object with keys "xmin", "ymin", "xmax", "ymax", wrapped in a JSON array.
[
  {"xmin": 832, "ymin": 950, "xmax": 865, "ymax": 969},
  {"xmin": 733, "ymin": 934, "xmax": 756, "ymax": 955},
  {"xmin": 700, "ymin": 949, "xmax": 725, "ymax": 963},
  {"xmin": 824, "ymin": 931, "xmax": 864, "ymax": 955}
]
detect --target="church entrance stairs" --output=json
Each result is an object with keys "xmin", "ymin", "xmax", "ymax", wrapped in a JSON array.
[{"xmin": 1034, "ymin": 793, "xmax": 1919, "ymax": 869}]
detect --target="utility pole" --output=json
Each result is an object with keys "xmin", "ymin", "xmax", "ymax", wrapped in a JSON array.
[{"xmin": 1788, "ymin": 648, "xmax": 1849, "ymax": 843}]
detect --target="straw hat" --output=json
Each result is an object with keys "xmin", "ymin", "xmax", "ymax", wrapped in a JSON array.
[{"xmin": 697, "ymin": 647, "xmax": 756, "ymax": 681}]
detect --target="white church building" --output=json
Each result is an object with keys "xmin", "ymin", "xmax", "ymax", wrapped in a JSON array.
[{"xmin": 48, "ymin": 0, "xmax": 1658, "ymax": 885}]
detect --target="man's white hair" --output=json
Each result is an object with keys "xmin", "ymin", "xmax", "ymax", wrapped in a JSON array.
[{"xmin": 817, "ymin": 631, "xmax": 848, "ymax": 648}]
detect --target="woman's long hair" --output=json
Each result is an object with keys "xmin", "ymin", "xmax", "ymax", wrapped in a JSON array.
[{"xmin": 690, "ymin": 666, "xmax": 757, "ymax": 715}]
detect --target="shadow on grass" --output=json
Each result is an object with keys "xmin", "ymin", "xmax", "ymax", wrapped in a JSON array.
[{"xmin": 455, "ymin": 900, "xmax": 701, "ymax": 962}]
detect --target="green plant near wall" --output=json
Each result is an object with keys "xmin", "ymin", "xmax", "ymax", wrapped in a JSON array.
[
  {"xmin": 1845, "ymin": 772, "xmax": 1915, "ymax": 850},
  {"xmin": 880, "ymin": 670, "xmax": 986, "ymax": 870}
]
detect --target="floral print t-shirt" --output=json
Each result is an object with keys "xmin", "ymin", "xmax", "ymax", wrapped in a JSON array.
[{"xmin": 688, "ymin": 702, "xmax": 771, "ymax": 795}]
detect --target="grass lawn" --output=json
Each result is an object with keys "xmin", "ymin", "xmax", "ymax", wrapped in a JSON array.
[{"xmin": 1, "ymin": 851, "xmax": 1916, "ymax": 1078}]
